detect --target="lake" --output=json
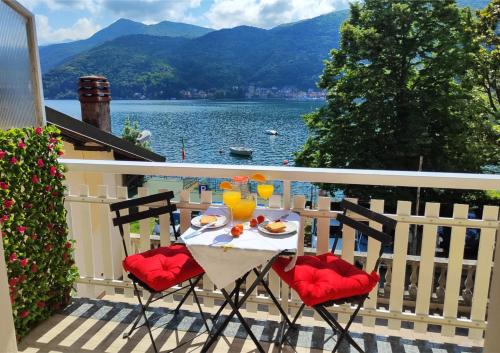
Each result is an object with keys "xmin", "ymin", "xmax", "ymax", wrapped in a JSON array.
[{"xmin": 45, "ymin": 99, "xmax": 324, "ymax": 166}]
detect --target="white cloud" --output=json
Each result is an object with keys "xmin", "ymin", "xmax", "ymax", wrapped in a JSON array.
[
  {"xmin": 36, "ymin": 15, "xmax": 102, "ymax": 44},
  {"xmin": 100, "ymin": 0, "xmax": 202, "ymax": 23},
  {"xmin": 205, "ymin": 0, "xmax": 350, "ymax": 29}
]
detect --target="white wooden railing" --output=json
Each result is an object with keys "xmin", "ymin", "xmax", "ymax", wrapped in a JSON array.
[{"xmin": 61, "ymin": 159, "xmax": 500, "ymax": 342}]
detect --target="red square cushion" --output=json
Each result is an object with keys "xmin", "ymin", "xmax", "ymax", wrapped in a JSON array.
[
  {"xmin": 273, "ymin": 253, "xmax": 379, "ymax": 307},
  {"xmin": 123, "ymin": 244, "xmax": 204, "ymax": 292}
]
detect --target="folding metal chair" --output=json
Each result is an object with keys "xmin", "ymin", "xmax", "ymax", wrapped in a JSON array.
[
  {"xmin": 110, "ymin": 191, "xmax": 210, "ymax": 353},
  {"xmin": 272, "ymin": 199, "xmax": 397, "ymax": 353}
]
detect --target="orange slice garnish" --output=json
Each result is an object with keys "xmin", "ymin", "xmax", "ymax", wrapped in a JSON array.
[
  {"xmin": 251, "ymin": 173, "xmax": 266, "ymax": 183},
  {"xmin": 219, "ymin": 181, "xmax": 232, "ymax": 190}
]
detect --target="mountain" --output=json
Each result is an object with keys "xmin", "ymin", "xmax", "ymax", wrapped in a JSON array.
[
  {"xmin": 39, "ymin": 19, "xmax": 213, "ymax": 73},
  {"xmin": 41, "ymin": 0, "xmax": 490, "ymax": 99},
  {"xmin": 42, "ymin": 10, "xmax": 349, "ymax": 99}
]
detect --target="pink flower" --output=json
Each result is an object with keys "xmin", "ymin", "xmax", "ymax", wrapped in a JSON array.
[
  {"xmin": 31, "ymin": 175, "xmax": 39, "ymax": 183},
  {"xmin": 37, "ymin": 301, "xmax": 45, "ymax": 309},
  {"xmin": 34, "ymin": 127, "xmax": 43, "ymax": 135},
  {"xmin": 9, "ymin": 253, "xmax": 17, "ymax": 262},
  {"xmin": 17, "ymin": 141, "xmax": 26, "ymax": 149},
  {"xmin": 63, "ymin": 252, "xmax": 69, "ymax": 261},
  {"xmin": 1, "ymin": 231, "xmax": 6, "ymax": 238},
  {"xmin": 19, "ymin": 310, "xmax": 29, "ymax": 318},
  {"xmin": 49, "ymin": 166, "xmax": 57, "ymax": 176},
  {"xmin": 0, "ymin": 181, "xmax": 8, "ymax": 190},
  {"xmin": 47, "ymin": 223, "xmax": 54, "ymax": 230},
  {"xmin": 45, "ymin": 185, "xmax": 52, "ymax": 192},
  {"xmin": 19, "ymin": 258, "xmax": 28, "ymax": 267},
  {"xmin": 3, "ymin": 199, "xmax": 14, "ymax": 208},
  {"xmin": 8, "ymin": 277, "xmax": 18, "ymax": 287},
  {"xmin": 65, "ymin": 241, "xmax": 72, "ymax": 249},
  {"xmin": 31, "ymin": 234, "xmax": 38, "ymax": 241},
  {"xmin": 17, "ymin": 226, "xmax": 26, "ymax": 233},
  {"xmin": 37, "ymin": 159, "xmax": 44, "ymax": 168},
  {"xmin": 30, "ymin": 264, "xmax": 38, "ymax": 273},
  {"xmin": 1, "ymin": 214, "xmax": 8, "ymax": 223},
  {"xmin": 47, "ymin": 144, "xmax": 53, "ymax": 151},
  {"xmin": 0, "ymin": 150, "xmax": 6, "ymax": 159},
  {"xmin": 10, "ymin": 293, "xmax": 16, "ymax": 304},
  {"xmin": 49, "ymin": 137, "xmax": 57, "ymax": 144},
  {"xmin": 10, "ymin": 157, "xmax": 17, "ymax": 164}
]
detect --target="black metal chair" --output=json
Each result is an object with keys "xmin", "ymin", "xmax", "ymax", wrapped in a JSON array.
[
  {"xmin": 272, "ymin": 199, "xmax": 397, "ymax": 353},
  {"xmin": 110, "ymin": 191, "xmax": 209, "ymax": 353}
]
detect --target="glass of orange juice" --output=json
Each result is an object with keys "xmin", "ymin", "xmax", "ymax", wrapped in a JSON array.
[
  {"xmin": 232, "ymin": 196, "xmax": 256, "ymax": 222},
  {"xmin": 223, "ymin": 190, "xmax": 241, "ymax": 227},
  {"xmin": 257, "ymin": 183, "xmax": 274, "ymax": 200}
]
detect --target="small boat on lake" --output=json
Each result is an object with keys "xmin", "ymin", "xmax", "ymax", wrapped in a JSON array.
[
  {"xmin": 265, "ymin": 129, "xmax": 278, "ymax": 135},
  {"xmin": 229, "ymin": 147, "xmax": 253, "ymax": 157}
]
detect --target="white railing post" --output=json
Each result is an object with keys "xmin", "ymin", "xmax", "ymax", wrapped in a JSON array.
[
  {"xmin": 388, "ymin": 201, "xmax": 411, "ymax": 330},
  {"xmin": 0, "ymin": 227, "xmax": 18, "ymax": 352},
  {"xmin": 414, "ymin": 202, "xmax": 440, "ymax": 333},
  {"xmin": 442, "ymin": 204, "xmax": 469, "ymax": 337},
  {"xmin": 484, "ymin": 211, "xmax": 500, "ymax": 353},
  {"xmin": 362, "ymin": 199, "xmax": 384, "ymax": 327},
  {"xmin": 470, "ymin": 205, "xmax": 499, "ymax": 340}
]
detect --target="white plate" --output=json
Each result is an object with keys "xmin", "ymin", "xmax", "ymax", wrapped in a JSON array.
[
  {"xmin": 191, "ymin": 214, "xmax": 228, "ymax": 229},
  {"xmin": 258, "ymin": 221, "xmax": 297, "ymax": 236}
]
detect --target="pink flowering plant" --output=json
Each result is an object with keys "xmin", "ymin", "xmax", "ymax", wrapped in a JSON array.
[{"xmin": 0, "ymin": 126, "xmax": 78, "ymax": 339}]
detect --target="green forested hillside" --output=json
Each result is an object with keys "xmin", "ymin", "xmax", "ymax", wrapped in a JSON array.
[
  {"xmin": 42, "ymin": 10, "xmax": 349, "ymax": 99},
  {"xmin": 42, "ymin": 0, "xmax": 490, "ymax": 99},
  {"xmin": 39, "ymin": 19, "xmax": 213, "ymax": 73}
]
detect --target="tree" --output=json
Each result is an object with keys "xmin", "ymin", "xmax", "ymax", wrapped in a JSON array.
[
  {"xmin": 474, "ymin": 0, "xmax": 499, "ymax": 114},
  {"xmin": 121, "ymin": 117, "xmax": 151, "ymax": 150},
  {"xmin": 296, "ymin": 0, "xmax": 499, "ymax": 207}
]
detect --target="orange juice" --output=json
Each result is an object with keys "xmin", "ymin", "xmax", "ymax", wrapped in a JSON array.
[
  {"xmin": 223, "ymin": 191, "xmax": 241, "ymax": 208},
  {"xmin": 257, "ymin": 184, "xmax": 274, "ymax": 200},
  {"xmin": 232, "ymin": 198, "xmax": 256, "ymax": 221}
]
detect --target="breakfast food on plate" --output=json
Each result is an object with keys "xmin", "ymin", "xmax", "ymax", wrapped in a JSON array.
[
  {"xmin": 231, "ymin": 226, "xmax": 242, "ymax": 237},
  {"xmin": 264, "ymin": 221, "xmax": 286, "ymax": 233},
  {"xmin": 250, "ymin": 218, "xmax": 258, "ymax": 228},
  {"xmin": 256, "ymin": 215, "xmax": 265, "ymax": 224},
  {"xmin": 200, "ymin": 215, "xmax": 218, "ymax": 225}
]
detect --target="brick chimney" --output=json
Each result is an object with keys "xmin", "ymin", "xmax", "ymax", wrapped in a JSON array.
[{"xmin": 78, "ymin": 75, "xmax": 111, "ymax": 132}]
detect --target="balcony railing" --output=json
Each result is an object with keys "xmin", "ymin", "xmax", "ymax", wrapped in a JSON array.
[{"xmin": 60, "ymin": 159, "xmax": 499, "ymax": 343}]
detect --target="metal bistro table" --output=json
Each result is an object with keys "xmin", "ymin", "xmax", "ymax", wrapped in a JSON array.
[{"xmin": 180, "ymin": 207, "xmax": 299, "ymax": 353}]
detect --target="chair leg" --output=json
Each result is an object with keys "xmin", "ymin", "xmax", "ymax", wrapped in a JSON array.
[
  {"xmin": 189, "ymin": 277, "xmax": 211, "ymax": 332},
  {"xmin": 315, "ymin": 303, "xmax": 365, "ymax": 353},
  {"xmin": 124, "ymin": 290, "xmax": 156, "ymax": 338},
  {"xmin": 129, "ymin": 281, "xmax": 159, "ymax": 353},
  {"xmin": 253, "ymin": 268, "xmax": 293, "ymax": 327},
  {"xmin": 173, "ymin": 283, "xmax": 195, "ymax": 314},
  {"xmin": 279, "ymin": 303, "xmax": 305, "ymax": 345}
]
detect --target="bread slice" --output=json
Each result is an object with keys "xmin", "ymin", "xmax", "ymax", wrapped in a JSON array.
[
  {"xmin": 264, "ymin": 221, "xmax": 286, "ymax": 233},
  {"xmin": 200, "ymin": 215, "xmax": 218, "ymax": 225}
]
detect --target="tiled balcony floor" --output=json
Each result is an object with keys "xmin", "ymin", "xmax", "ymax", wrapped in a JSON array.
[{"xmin": 18, "ymin": 294, "xmax": 483, "ymax": 353}]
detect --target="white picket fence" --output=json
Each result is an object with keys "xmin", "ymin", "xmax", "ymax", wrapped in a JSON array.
[{"xmin": 62, "ymin": 159, "xmax": 500, "ymax": 341}]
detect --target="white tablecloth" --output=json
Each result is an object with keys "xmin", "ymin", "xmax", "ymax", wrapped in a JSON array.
[{"xmin": 181, "ymin": 207, "xmax": 299, "ymax": 289}]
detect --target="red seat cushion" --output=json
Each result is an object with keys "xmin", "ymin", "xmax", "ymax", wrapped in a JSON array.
[
  {"xmin": 272, "ymin": 253, "xmax": 379, "ymax": 307},
  {"xmin": 123, "ymin": 244, "xmax": 204, "ymax": 292}
]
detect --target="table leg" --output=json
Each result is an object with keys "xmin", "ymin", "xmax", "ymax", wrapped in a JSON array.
[{"xmin": 201, "ymin": 257, "xmax": 277, "ymax": 353}]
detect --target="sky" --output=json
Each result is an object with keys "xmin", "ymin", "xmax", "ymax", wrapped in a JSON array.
[{"xmin": 19, "ymin": 0, "xmax": 351, "ymax": 45}]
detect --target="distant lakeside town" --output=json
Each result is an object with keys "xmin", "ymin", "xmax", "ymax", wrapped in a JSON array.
[{"xmin": 130, "ymin": 85, "xmax": 326, "ymax": 100}]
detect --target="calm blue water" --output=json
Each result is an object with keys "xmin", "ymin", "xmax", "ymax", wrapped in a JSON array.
[{"xmin": 45, "ymin": 99, "xmax": 323, "ymax": 166}]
